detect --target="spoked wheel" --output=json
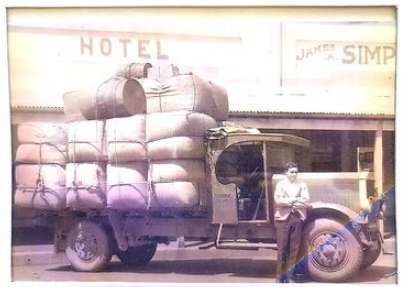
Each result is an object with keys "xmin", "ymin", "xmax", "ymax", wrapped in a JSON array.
[
  {"xmin": 303, "ymin": 218, "xmax": 363, "ymax": 282},
  {"xmin": 66, "ymin": 221, "xmax": 113, "ymax": 272},
  {"xmin": 116, "ymin": 243, "xmax": 157, "ymax": 267}
]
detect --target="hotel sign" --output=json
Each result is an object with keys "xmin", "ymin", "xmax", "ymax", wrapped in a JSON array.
[{"xmin": 80, "ymin": 36, "xmax": 169, "ymax": 59}]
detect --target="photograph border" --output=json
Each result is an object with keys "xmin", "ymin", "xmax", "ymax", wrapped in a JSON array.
[{"xmin": 1, "ymin": 1, "xmax": 404, "ymax": 286}]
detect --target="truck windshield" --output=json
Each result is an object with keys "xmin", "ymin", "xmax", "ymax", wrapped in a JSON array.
[{"xmin": 215, "ymin": 141, "xmax": 264, "ymax": 186}]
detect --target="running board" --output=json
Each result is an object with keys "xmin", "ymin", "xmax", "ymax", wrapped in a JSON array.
[
  {"xmin": 215, "ymin": 223, "xmax": 277, "ymax": 250},
  {"xmin": 216, "ymin": 241, "xmax": 277, "ymax": 250}
]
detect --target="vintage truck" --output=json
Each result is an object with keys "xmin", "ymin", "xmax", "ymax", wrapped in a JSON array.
[{"xmin": 50, "ymin": 128, "xmax": 382, "ymax": 282}]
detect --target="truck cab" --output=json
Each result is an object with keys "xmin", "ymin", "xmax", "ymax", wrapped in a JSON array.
[
  {"xmin": 206, "ymin": 129, "xmax": 310, "ymax": 226},
  {"xmin": 205, "ymin": 129, "xmax": 381, "ymax": 281}
]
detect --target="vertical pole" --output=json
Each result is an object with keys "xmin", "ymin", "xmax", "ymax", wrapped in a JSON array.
[
  {"xmin": 373, "ymin": 129, "xmax": 386, "ymax": 244},
  {"xmin": 340, "ymin": 131, "xmax": 351, "ymax": 171},
  {"xmin": 374, "ymin": 129, "xmax": 384, "ymax": 197},
  {"xmin": 262, "ymin": 142, "xmax": 270, "ymax": 221}
]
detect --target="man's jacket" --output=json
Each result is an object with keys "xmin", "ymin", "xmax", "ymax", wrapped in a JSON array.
[{"xmin": 274, "ymin": 178, "xmax": 310, "ymax": 221}]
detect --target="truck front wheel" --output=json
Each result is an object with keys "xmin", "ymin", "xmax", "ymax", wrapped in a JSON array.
[
  {"xmin": 360, "ymin": 240, "xmax": 382, "ymax": 269},
  {"xmin": 66, "ymin": 220, "xmax": 113, "ymax": 272},
  {"xmin": 303, "ymin": 218, "xmax": 363, "ymax": 282},
  {"xmin": 116, "ymin": 243, "xmax": 157, "ymax": 267}
]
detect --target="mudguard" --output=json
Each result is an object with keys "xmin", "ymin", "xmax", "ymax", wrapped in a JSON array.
[{"xmin": 308, "ymin": 201, "xmax": 368, "ymax": 225}]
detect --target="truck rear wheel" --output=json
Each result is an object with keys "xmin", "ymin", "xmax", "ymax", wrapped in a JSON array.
[
  {"xmin": 116, "ymin": 243, "xmax": 157, "ymax": 267},
  {"xmin": 66, "ymin": 220, "xmax": 113, "ymax": 272},
  {"xmin": 303, "ymin": 218, "xmax": 363, "ymax": 282}
]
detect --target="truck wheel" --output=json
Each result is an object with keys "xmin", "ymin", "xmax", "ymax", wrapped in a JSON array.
[
  {"xmin": 360, "ymin": 240, "xmax": 382, "ymax": 269},
  {"xmin": 303, "ymin": 218, "xmax": 363, "ymax": 282},
  {"xmin": 66, "ymin": 221, "xmax": 113, "ymax": 272},
  {"xmin": 116, "ymin": 243, "xmax": 157, "ymax": 267}
]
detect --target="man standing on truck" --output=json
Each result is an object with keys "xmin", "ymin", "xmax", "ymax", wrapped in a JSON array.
[{"xmin": 274, "ymin": 162, "xmax": 310, "ymax": 283}]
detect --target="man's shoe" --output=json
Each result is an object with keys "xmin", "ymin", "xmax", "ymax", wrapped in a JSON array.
[
  {"xmin": 275, "ymin": 276, "xmax": 287, "ymax": 283},
  {"xmin": 293, "ymin": 273, "xmax": 307, "ymax": 283}
]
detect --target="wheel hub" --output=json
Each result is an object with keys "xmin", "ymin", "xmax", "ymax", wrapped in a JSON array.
[
  {"xmin": 75, "ymin": 231, "xmax": 98, "ymax": 261},
  {"xmin": 312, "ymin": 232, "xmax": 347, "ymax": 269}
]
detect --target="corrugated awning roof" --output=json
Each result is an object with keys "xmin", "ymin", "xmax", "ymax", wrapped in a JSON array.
[
  {"xmin": 11, "ymin": 105, "xmax": 395, "ymax": 120},
  {"xmin": 229, "ymin": 110, "xmax": 395, "ymax": 120},
  {"xmin": 11, "ymin": 106, "xmax": 64, "ymax": 112}
]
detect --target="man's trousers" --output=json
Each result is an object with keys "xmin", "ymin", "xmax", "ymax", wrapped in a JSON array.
[{"xmin": 275, "ymin": 212, "xmax": 304, "ymax": 281}]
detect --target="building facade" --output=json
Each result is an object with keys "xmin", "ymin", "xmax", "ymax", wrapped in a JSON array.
[{"xmin": 8, "ymin": 7, "xmax": 396, "ymax": 207}]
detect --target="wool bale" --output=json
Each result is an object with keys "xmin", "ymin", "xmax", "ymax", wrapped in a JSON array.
[
  {"xmin": 147, "ymin": 136, "xmax": 205, "ymax": 160},
  {"xmin": 106, "ymin": 115, "xmax": 147, "ymax": 162},
  {"xmin": 156, "ymin": 73, "xmax": 215, "ymax": 116},
  {"xmin": 140, "ymin": 73, "xmax": 229, "ymax": 120},
  {"xmin": 138, "ymin": 78, "xmax": 162, "ymax": 114},
  {"xmin": 14, "ymin": 164, "xmax": 66, "ymax": 210},
  {"xmin": 17, "ymin": 122, "xmax": 67, "ymax": 146},
  {"xmin": 68, "ymin": 120, "xmax": 107, "ymax": 162},
  {"xmin": 106, "ymin": 114, "xmax": 146, "ymax": 142},
  {"xmin": 116, "ymin": 62, "xmax": 152, "ymax": 78},
  {"xmin": 66, "ymin": 162, "xmax": 107, "ymax": 209},
  {"xmin": 147, "ymin": 64, "xmax": 179, "ymax": 80},
  {"xmin": 150, "ymin": 160, "xmax": 205, "ymax": 186},
  {"xmin": 146, "ymin": 111, "xmax": 217, "ymax": 142},
  {"xmin": 106, "ymin": 162, "xmax": 149, "ymax": 210},
  {"xmin": 16, "ymin": 143, "xmax": 67, "ymax": 166},
  {"xmin": 210, "ymin": 81, "xmax": 229, "ymax": 121},
  {"xmin": 79, "ymin": 76, "xmax": 146, "ymax": 120},
  {"xmin": 151, "ymin": 181, "xmax": 199, "ymax": 208},
  {"xmin": 108, "ymin": 142, "xmax": 148, "ymax": 163},
  {"xmin": 63, "ymin": 90, "xmax": 86, "ymax": 122}
]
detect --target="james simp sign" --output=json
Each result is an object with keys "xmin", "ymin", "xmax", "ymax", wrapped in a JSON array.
[
  {"xmin": 296, "ymin": 42, "xmax": 396, "ymax": 66},
  {"xmin": 341, "ymin": 44, "xmax": 395, "ymax": 65},
  {"xmin": 80, "ymin": 36, "xmax": 169, "ymax": 59}
]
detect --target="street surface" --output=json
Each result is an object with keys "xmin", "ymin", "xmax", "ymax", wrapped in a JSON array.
[{"xmin": 11, "ymin": 239, "xmax": 397, "ymax": 284}]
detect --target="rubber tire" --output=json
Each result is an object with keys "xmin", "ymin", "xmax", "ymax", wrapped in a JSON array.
[
  {"xmin": 116, "ymin": 243, "xmax": 157, "ymax": 267},
  {"xmin": 66, "ymin": 221, "xmax": 113, "ymax": 272},
  {"xmin": 360, "ymin": 240, "xmax": 382, "ymax": 269},
  {"xmin": 303, "ymin": 218, "xmax": 363, "ymax": 282}
]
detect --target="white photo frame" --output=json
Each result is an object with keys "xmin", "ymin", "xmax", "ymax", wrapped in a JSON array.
[{"xmin": 1, "ymin": 1, "xmax": 404, "ymax": 287}]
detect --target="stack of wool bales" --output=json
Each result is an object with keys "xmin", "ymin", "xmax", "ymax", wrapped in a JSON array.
[
  {"xmin": 14, "ymin": 122, "xmax": 68, "ymax": 210},
  {"xmin": 105, "ymin": 68, "xmax": 225, "ymax": 211},
  {"xmin": 63, "ymin": 76, "xmax": 147, "ymax": 210},
  {"xmin": 145, "ymin": 111, "xmax": 217, "ymax": 209},
  {"xmin": 105, "ymin": 114, "xmax": 149, "ymax": 210},
  {"xmin": 65, "ymin": 119, "xmax": 108, "ymax": 209},
  {"xmin": 104, "ymin": 63, "xmax": 157, "ymax": 211},
  {"xmin": 61, "ymin": 63, "xmax": 229, "ymax": 212}
]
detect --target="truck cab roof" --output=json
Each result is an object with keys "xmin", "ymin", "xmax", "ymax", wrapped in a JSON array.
[{"xmin": 205, "ymin": 127, "xmax": 310, "ymax": 149}]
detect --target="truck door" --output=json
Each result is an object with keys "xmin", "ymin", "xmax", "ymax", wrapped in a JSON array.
[
  {"xmin": 210, "ymin": 149, "xmax": 239, "ymax": 224},
  {"xmin": 212, "ymin": 141, "xmax": 268, "ymax": 223}
]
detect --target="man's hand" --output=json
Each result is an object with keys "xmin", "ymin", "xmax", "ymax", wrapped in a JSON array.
[{"xmin": 293, "ymin": 201, "xmax": 310, "ymax": 208}]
